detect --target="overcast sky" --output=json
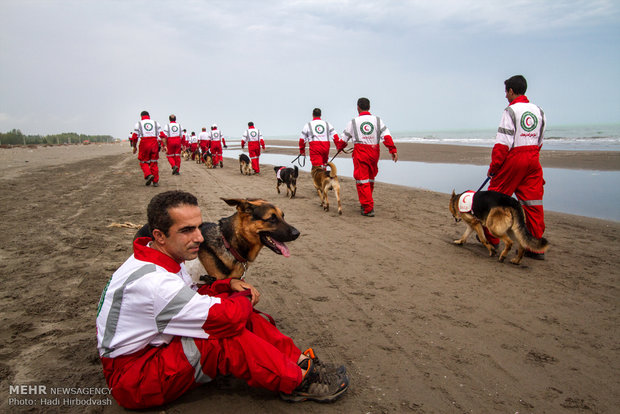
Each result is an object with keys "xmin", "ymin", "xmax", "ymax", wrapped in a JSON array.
[{"xmin": 1, "ymin": 0, "xmax": 619, "ymax": 139}]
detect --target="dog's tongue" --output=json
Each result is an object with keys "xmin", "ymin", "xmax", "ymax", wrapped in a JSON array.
[{"xmin": 273, "ymin": 240, "xmax": 290, "ymax": 257}]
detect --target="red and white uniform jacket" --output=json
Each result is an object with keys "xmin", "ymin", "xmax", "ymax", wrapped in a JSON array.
[
  {"xmin": 241, "ymin": 127, "xmax": 265, "ymax": 149},
  {"xmin": 162, "ymin": 122, "xmax": 182, "ymax": 140},
  {"xmin": 208, "ymin": 129, "xmax": 226, "ymax": 147},
  {"xmin": 488, "ymin": 96, "xmax": 546, "ymax": 176},
  {"xmin": 198, "ymin": 131, "xmax": 210, "ymax": 146},
  {"xmin": 299, "ymin": 118, "xmax": 343, "ymax": 157},
  {"xmin": 96, "ymin": 237, "xmax": 252, "ymax": 359},
  {"xmin": 131, "ymin": 116, "xmax": 162, "ymax": 145},
  {"xmin": 189, "ymin": 133, "xmax": 198, "ymax": 144},
  {"xmin": 341, "ymin": 111, "xmax": 397, "ymax": 156}
]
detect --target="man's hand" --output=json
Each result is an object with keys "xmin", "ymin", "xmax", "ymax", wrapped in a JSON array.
[
  {"xmin": 230, "ymin": 278, "xmax": 260, "ymax": 306},
  {"xmin": 391, "ymin": 152, "xmax": 398, "ymax": 162},
  {"xmin": 132, "ymin": 146, "xmax": 137, "ymax": 154}
]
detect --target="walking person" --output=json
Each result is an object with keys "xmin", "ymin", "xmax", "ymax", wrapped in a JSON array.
[
  {"xmin": 198, "ymin": 127, "xmax": 209, "ymax": 164},
  {"xmin": 208, "ymin": 124, "xmax": 227, "ymax": 168},
  {"xmin": 485, "ymin": 75, "xmax": 547, "ymax": 259},
  {"xmin": 241, "ymin": 122, "xmax": 265, "ymax": 174},
  {"xmin": 189, "ymin": 132, "xmax": 198, "ymax": 160},
  {"xmin": 299, "ymin": 108, "xmax": 344, "ymax": 168},
  {"xmin": 130, "ymin": 110, "xmax": 163, "ymax": 187},
  {"xmin": 339, "ymin": 98, "xmax": 398, "ymax": 216},
  {"xmin": 162, "ymin": 114, "xmax": 183, "ymax": 175}
]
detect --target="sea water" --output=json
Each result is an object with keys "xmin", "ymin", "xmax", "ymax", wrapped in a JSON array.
[{"xmin": 222, "ymin": 149, "xmax": 620, "ymax": 222}]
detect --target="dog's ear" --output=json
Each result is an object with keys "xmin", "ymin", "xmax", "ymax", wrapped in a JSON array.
[
  {"xmin": 451, "ymin": 189, "xmax": 456, "ymax": 197},
  {"xmin": 221, "ymin": 198, "xmax": 255, "ymax": 214}
]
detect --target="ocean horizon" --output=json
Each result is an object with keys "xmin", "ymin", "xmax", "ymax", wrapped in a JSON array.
[{"xmin": 263, "ymin": 123, "xmax": 620, "ymax": 152}]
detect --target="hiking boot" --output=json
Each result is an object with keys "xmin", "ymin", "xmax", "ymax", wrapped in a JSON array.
[
  {"xmin": 298, "ymin": 348, "xmax": 346, "ymax": 376},
  {"xmin": 361, "ymin": 209, "xmax": 375, "ymax": 217},
  {"xmin": 219, "ymin": 161, "xmax": 223, "ymax": 168},
  {"xmin": 172, "ymin": 166, "xmax": 179, "ymax": 175},
  {"xmin": 524, "ymin": 250, "xmax": 545, "ymax": 260},
  {"xmin": 145, "ymin": 175, "xmax": 154, "ymax": 186},
  {"xmin": 280, "ymin": 355, "xmax": 349, "ymax": 403},
  {"xmin": 152, "ymin": 182, "xmax": 159, "ymax": 187}
]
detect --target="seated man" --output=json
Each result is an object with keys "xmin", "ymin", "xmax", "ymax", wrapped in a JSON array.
[{"xmin": 96, "ymin": 190, "xmax": 349, "ymax": 409}]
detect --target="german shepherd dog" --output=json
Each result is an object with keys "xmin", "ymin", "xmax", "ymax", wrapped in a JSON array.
[
  {"xmin": 181, "ymin": 148, "xmax": 191, "ymax": 161},
  {"xmin": 135, "ymin": 198, "xmax": 300, "ymax": 279},
  {"xmin": 239, "ymin": 153, "xmax": 252, "ymax": 175},
  {"xmin": 449, "ymin": 190, "xmax": 549, "ymax": 264},
  {"xmin": 202, "ymin": 151, "xmax": 213, "ymax": 168},
  {"xmin": 311, "ymin": 162, "xmax": 342, "ymax": 215},
  {"xmin": 274, "ymin": 165, "xmax": 298, "ymax": 198}
]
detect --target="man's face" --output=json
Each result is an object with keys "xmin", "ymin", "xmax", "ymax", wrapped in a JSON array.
[{"xmin": 156, "ymin": 205, "xmax": 204, "ymax": 263}]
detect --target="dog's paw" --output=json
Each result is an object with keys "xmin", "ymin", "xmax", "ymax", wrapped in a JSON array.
[
  {"xmin": 510, "ymin": 257, "xmax": 522, "ymax": 265},
  {"xmin": 498, "ymin": 255, "xmax": 506, "ymax": 262},
  {"xmin": 453, "ymin": 239, "xmax": 464, "ymax": 245}
]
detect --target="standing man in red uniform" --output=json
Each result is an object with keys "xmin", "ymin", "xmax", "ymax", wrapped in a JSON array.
[
  {"xmin": 486, "ymin": 75, "xmax": 547, "ymax": 259},
  {"xmin": 198, "ymin": 127, "xmax": 209, "ymax": 163},
  {"xmin": 299, "ymin": 108, "xmax": 343, "ymax": 168},
  {"xmin": 162, "ymin": 114, "xmax": 183, "ymax": 175},
  {"xmin": 188, "ymin": 132, "xmax": 198, "ymax": 160},
  {"xmin": 208, "ymin": 124, "xmax": 227, "ymax": 168},
  {"xmin": 339, "ymin": 98, "xmax": 398, "ymax": 217},
  {"xmin": 96, "ymin": 190, "xmax": 349, "ymax": 409},
  {"xmin": 241, "ymin": 122, "xmax": 265, "ymax": 174},
  {"xmin": 131, "ymin": 110, "xmax": 162, "ymax": 187}
]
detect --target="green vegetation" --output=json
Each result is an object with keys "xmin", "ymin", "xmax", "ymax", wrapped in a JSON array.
[{"xmin": 0, "ymin": 129, "xmax": 115, "ymax": 146}]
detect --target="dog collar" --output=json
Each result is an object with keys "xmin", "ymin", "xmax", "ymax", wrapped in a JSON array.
[{"xmin": 221, "ymin": 234, "xmax": 247, "ymax": 264}]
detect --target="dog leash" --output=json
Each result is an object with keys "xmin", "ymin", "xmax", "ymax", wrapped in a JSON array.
[
  {"xmin": 291, "ymin": 154, "xmax": 306, "ymax": 167},
  {"xmin": 328, "ymin": 147, "xmax": 352, "ymax": 164},
  {"xmin": 476, "ymin": 176, "xmax": 491, "ymax": 192}
]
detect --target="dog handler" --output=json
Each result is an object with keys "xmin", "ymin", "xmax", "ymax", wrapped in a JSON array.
[
  {"xmin": 339, "ymin": 97, "xmax": 398, "ymax": 217},
  {"xmin": 130, "ymin": 110, "xmax": 163, "ymax": 187},
  {"xmin": 162, "ymin": 114, "xmax": 183, "ymax": 175},
  {"xmin": 208, "ymin": 124, "xmax": 227, "ymax": 168},
  {"xmin": 299, "ymin": 108, "xmax": 344, "ymax": 168},
  {"xmin": 96, "ymin": 191, "xmax": 349, "ymax": 409},
  {"xmin": 486, "ymin": 75, "xmax": 547, "ymax": 259},
  {"xmin": 198, "ymin": 127, "xmax": 210, "ymax": 162},
  {"xmin": 241, "ymin": 121, "xmax": 265, "ymax": 174}
]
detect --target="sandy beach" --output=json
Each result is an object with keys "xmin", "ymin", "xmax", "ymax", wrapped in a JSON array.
[{"xmin": 0, "ymin": 143, "xmax": 618, "ymax": 413}]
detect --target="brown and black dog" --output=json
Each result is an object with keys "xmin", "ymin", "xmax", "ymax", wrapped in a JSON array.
[
  {"xmin": 274, "ymin": 165, "xmax": 298, "ymax": 198},
  {"xmin": 449, "ymin": 190, "xmax": 549, "ymax": 264},
  {"xmin": 239, "ymin": 153, "xmax": 252, "ymax": 175},
  {"xmin": 311, "ymin": 162, "xmax": 342, "ymax": 215},
  {"xmin": 135, "ymin": 198, "xmax": 300, "ymax": 279}
]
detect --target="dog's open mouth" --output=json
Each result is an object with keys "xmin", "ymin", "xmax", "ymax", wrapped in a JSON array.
[{"xmin": 260, "ymin": 233, "xmax": 290, "ymax": 257}]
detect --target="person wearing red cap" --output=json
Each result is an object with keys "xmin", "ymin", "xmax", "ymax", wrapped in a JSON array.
[
  {"xmin": 130, "ymin": 110, "xmax": 163, "ymax": 187},
  {"xmin": 485, "ymin": 75, "xmax": 547, "ymax": 259},
  {"xmin": 162, "ymin": 114, "xmax": 183, "ymax": 175},
  {"xmin": 96, "ymin": 190, "xmax": 349, "ymax": 409},
  {"xmin": 299, "ymin": 108, "xmax": 344, "ymax": 168},
  {"xmin": 208, "ymin": 124, "xmax": 227, "ymax": 168},
  {"xmin": 339, "ymin": 98, "xmax": 398, "ymax": 217},
  {"xmin": 241, "ymin": 122, "xmax": 265, "ymax": 174}
]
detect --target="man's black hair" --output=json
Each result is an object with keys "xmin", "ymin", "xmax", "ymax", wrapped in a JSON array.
[
  {"xmin": 312, "ymin": 108, "xmax": 321, "ymax": 117},
  {"xmin": 357, "ymin": 97, "xmax": 370, "ymax": 111},
  {"xmin": 147, "ymin": 191, "xmax": 199, "ymax": 237},
  {"xmin": 169, "ymin": 114, "xmax": 176, "ymax": 121},
  {"xmin": 141, "ymin": 110, "xmax": 149, "ymax": 117},
  {"xmin": 248, "ymin": 121, "xmax": 254, "ymax": 127},
  {"xmin": 504, "ymin": 75, "xmax": 528, "ymax": 95}
]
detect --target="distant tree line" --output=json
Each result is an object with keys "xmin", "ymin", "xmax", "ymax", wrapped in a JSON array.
[{"xmin": 0, "ymin": 129, "xmax": 116, "ymax": 146}]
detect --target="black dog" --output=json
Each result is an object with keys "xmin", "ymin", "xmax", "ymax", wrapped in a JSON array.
[{"xmin": 274, "ymin": 165, "xmax": 298, "ymax": 198}]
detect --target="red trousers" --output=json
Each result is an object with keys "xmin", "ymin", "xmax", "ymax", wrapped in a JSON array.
[
  {"xmin": 353, "ymin": 145, "xmax": 380, "ymax": 213},
  {"xmin": 248, "ymin": 142, "xmax": 261, "ymax": 173},
  {"xmin": 308, "ymin": 141, "xmax": 330, "ymax": 168},
  {"xmin": 166, "ymin": 137, "xmax": 182, "ymax": 171},
  {"xmin": 211, "ymin": 141, "xmax": 223, "ymax": 166},
  {"xmin": 101, "ymin": 309, "xmax": 302, "ymax": 409},
  {"xmin": 138, "ymin": 138, "xmax": 159, "ymax": 183},
  {"xmin": 190, "ymin": 143, "xmax": 198, "ymax": 160},
  {"xmin": 487, "ymin": 146, "xmax": 545, "ymax": 242}
]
